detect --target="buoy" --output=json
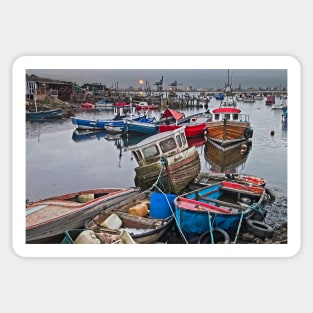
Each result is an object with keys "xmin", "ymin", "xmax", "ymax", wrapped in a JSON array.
[{"xmin": 270, "ymin": 130, "xmax": 275, "ymax": 136}]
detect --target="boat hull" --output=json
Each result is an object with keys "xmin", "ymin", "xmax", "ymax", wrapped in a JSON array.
[
  {"xmin": 26, "ymin": 187, "xmax": 140, "ymax": 243},
  {"xmin": 134, "ymin": 146, "xmax": 201, "ymax": 194},
  {"xmin": 174, "ymin": 181, "xmax": 266, "ymax": 239},
  {"xmin": 26, "ymin": 108, "xmax": 63, "ymax": 120},
  {"xmin": 159, "ymin": 123, "xmax": 206, "ymax": 138},
  {"xmin": 205, "ymin": 120, "xmax": 252, "ymax": 146},
  {"xmin": 204, "ymin": 139, "xmax": 251, "ymax": 172},
  {"xmin": 85, "ymin": 191, "xmax": 175, "ymax": 244},
  {"xmin": 123, "ymin": 119, "xmax": 159, "ymax": 135},
  {"xmin": 70, "ymin": 116, "xmax": 125, "ymax": 130}
]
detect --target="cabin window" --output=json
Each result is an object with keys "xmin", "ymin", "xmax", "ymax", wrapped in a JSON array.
[
  {"xmin": 181, "ymin": 133, "xmax": 187, "ymax": 145},
  {"xmin": 142, "ymin": 145, "xmax": 160, "ymax": 158},
  {"xmin": 132, "ymin": 150, "xmax": 142, "ymax": 162},
  {"xmin": 224, "ymin": 114, "xmax": 231, "ymax": 120},
  {"xmin": 214, "ymin": 113, "xmax": 220, "ymax": 120},
  {"xmin": 159, "ymin": 138, "xmax": 177, "ymax": 153},
  {"xmin": 176, "ymin": 134, "xmax": 182, "ymax": 147},
  {"xmin": 233, "ymin": 114, "xmax": 239, "ymax": 120}
]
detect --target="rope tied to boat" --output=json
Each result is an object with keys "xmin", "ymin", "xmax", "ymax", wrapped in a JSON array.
[
  {"xmin": 207, "ymin": 212, "xmax": 215, "ymax": 244},
  {"xmin": 152, "ymin": 183, "xmax": 189, "ymax": 244},
  {"xmin": 150, "ymin": 156, "xmax": 169, "ymax": 193},
  {"xmin": 249, "ymin": 202, "xmax": 265, "ymax": 218},
  {"xmin": 232, "ymin": 210, "xmax": 245, "ymax": 244}
]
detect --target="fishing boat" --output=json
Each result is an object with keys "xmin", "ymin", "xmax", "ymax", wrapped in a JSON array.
[
  {"xmin": 94, "ymin": 99, "xmax": 114, "ymax": 111},
  {"xmin": 26, "ymin": 108, "xmax": 63, "ymax": 120},
  {"xmin": 123, "ymin": 118, "xmax": 159, "ymax": 135},
  {"xmin": 205, "ymin": 105, "xmax": 253, "ymax": 147},
  {"xmin": 204, "ymin": 138, "xmax": 252, "ymax": 173},
  {"xmin": 70, "ymin": 116, "xmax": 125, "ymax": 130},
  {"xmin": 81, "ymin": 102, "xmax": 94, "ymax": 110},
  {"xmin": 84, "ymin": 190, "xmax": 176, "ymax": 244},
  {"xmin": 174, "ymin": 180, "xmax": 268, "ymax": 241},
  {"xmin": 192, "ymin": 172, "xmax": 267, "ymax": 188},
  {"xmin": 26, "ymin": 187, "xmax": 140, "ymax": 243},
  {"xmin": 135, "ymin": 101, "xmax": 160, "ymax": 111},
  {"xmin": 265, "ymin": 95, "xmax": 275, "ymax": 105},
  {"xmin": 205, "ymin": 70, "xmax": 253, "ymax": 147},
  {"xmin": 70, "ymin": 102, "xmax": 143, "ymax": 130},
  {"xmin": 128, "ymin": 126, "xmax": 201, "ymax": 194},
  {"xmin": 158, "ymin": 109, "xmax": 212, "ymax": 138}
]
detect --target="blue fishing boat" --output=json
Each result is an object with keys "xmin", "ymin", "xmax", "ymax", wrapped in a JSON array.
[
  {"xmin": 70, "ymin": 102, "xmax": 144, "ymax": 130},
  {"xmin": 123, "ymin": 117, "xmax": 158, "ymax": 135},
  {"xmin": 26, "ymin": 108, "xmax": 63, "ymax": 120},
  {"xmin": 174, "ymin": 180, "xmax": 267, "ymax": 241},
  {"xmin": 70, "ymin": 116, "xmax": 125, "ymax": 130}
]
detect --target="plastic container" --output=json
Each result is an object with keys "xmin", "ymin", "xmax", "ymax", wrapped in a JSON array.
[
  {"xmin": 77, "ymin": 193, "xmax": 94, "ymax": 203},
  {"xmin": 150, "ymin": 192, "xmax": 176, "ymax": 219},
  {"xmin": 100, "ymin": 213, "xmax": 122, "ymax": 230},
  {"xmin": 74, "ymin": 230, "xmax": 101, "ymax": 244},
  {"xmin": 128, "ymin": 203, "xmax": 148, "ymax": 217},
  {"xmin": 61, "ymin": 229, "xmax": 101, "ymax": 244}
]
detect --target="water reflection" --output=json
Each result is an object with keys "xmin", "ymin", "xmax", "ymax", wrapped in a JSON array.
[{"xmin": 204, "ymin": 139, "xmax": 252, "ymax": 173}]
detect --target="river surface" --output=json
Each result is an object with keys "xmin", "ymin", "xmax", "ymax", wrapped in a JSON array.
[{"xmin": 26, "ymin": 95, "xmax": 288, "ymax": 202}]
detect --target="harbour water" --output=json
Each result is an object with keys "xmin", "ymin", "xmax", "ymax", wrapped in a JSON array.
[{"xmin": 26, "ymin": 95, "xmax": 287, "ymax": 202}]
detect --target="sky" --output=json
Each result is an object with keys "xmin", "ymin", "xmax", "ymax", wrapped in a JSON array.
[{"xmin": 26, "ymin": 69, "xmax": 287, "ymax": 90}]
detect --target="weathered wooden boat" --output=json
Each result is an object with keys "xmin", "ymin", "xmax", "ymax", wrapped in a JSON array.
[
  {"xmin": 205, "ymin": 107, "xmax": 253, "ymax": 147},
  {"xmin": 204, "ymin": 138, "xmax": 252, "ymax": 172},
  {"xmin": 26, "ymin": 187, "xmax": 141, "ymax": 243},
  {"xmin": 128, "ymin": 126, "xmax": 201, "ymax": 194},
  {"xmin": 26, "ymin": 108, "xmax": 63, "ymax": 120},
  {"xmin": 174, "ymin": 180, "xmax": 267, "ymax": 240},
  {"xmin": 85, "ymin": 191, "xmax": 176, "ymax": 244},
  {"xmin": 205, "ymin": 71, "xmax": 253, "ymax": 147},
  {"xmin": 192, "ymin": 172, "xmax": 267, "ymax": 188}
]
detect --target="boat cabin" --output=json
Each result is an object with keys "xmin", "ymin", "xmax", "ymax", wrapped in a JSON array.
[
  {"xmin": 113, "ymin": 102, "xmax": 137, "ymax": 119},
  {"xmin": 128, "ymin": 127, "xmax": 189, "ymax": 166},
  {"xmin": 211, "ymin": 107, "xmax": 250, "ymax": 123}
]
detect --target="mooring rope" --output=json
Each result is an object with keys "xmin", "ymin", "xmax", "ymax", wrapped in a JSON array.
[
  {"xmin": 250, "ymin": 202, "xmax": 265, "ymax": 218},
  {"xmin": 152, "ymin": 184, "xmax": 189, "ymax": 244},
  {"xmin": 207, "ymin": 211, "xmax": 215, "ymax": 244},
  {"xmin": 232, "ymin": 210, "xmax": 244, "ymax": 244}
]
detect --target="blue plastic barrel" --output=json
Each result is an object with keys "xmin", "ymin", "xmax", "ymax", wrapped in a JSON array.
[{"xmin": 150, "ymin": 192, "xmax": 176, "ymax": 219}]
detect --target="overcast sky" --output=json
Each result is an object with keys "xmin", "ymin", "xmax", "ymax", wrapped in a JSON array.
[{"xmin": 26, "ymin": 69, "xmax": 287, "ymax": 89}]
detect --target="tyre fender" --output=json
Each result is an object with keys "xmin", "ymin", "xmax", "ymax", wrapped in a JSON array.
[
  {"xmin": 245, "ymin": 219, "xmax": 274, "ymax": 239},
  {"xmin": 244, "ymin": 127, "xmax": 253, "ymax": 139},
  {"xmin": 197, "ymin": 228, "xmax": 230, "ymax": 244}
]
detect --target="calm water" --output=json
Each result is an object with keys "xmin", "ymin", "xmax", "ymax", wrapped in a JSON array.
[{"xmin": 26, "ymin": 95, "xmax": 287, "ymax": 201}]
